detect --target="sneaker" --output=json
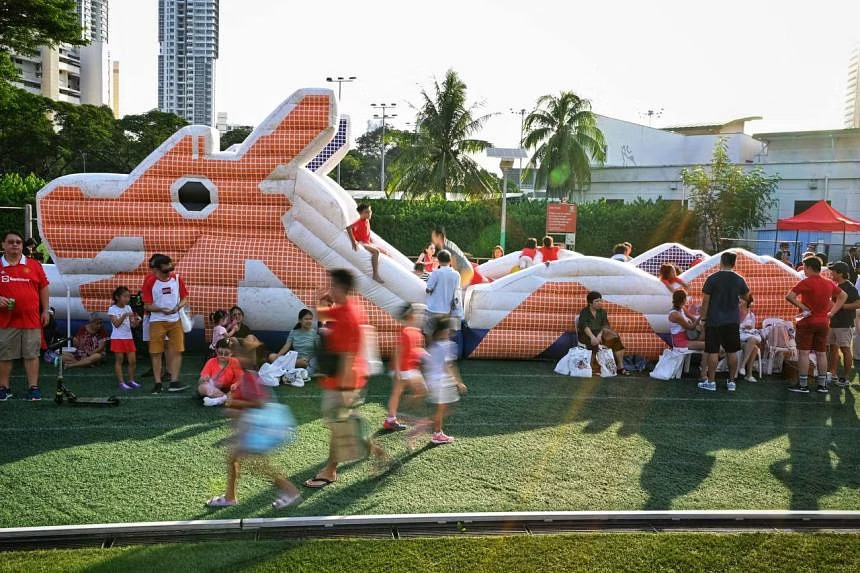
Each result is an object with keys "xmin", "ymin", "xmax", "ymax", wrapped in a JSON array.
[
  {"xmin": 118, "ymin": 382, "xmax": 133, "ymax": 391},
  {"xmin": 382, "ymin": 418, "xmax": 408, "ymax": 431},
  {"xmin": 788, "ymin": 384, "xmax": 810, "ymax": 394},
  {"xmin": 0, "ymin": 387, "xmax": 10, "ymax": 401},
  {"xmin": 744, "ymin": 374, "xmax": 757, "ymax": 383},
  {"xmin": 739, "ymin": 367, "xmax": 746, "ymax": 377},
  {"xmin": 151, "ymin": 383, "xmax": 163, "ymax": 395},
  {"xmin": 127, "ymin": 380, "xmax": 141, "ymax": 389},
  {"xmin": 836, "ymin": 377, "xmax": 850, "ymax": 388},
  {"xmin": 26, "ymin": 386, "xmax": 42, "ymax": 401},
  {"xmin": 203, "ymin": 396, "xmax": 226, "ymax": 407},
  {"xmin": 272, "ymin": 491, "xmax": 302, "ymax": 509},
  {"xmin": 431, "ymin": 432, "xmax": 455, "ymax": 445},
  {"xmin": 289, "ymin": 378, "xmax": 305, "ymax": 388},
  {"xmin": 727, "ymin": 381, "xmax": 737, "ymax": 392},
  {"xmin": 697, "ymin": 380, "xmax": 716, "ymax": 392},
  {"xmin": 167, "ymin": 381, "xmax": 188, "ymax": 393},
  {"xmin": 816, "ymin": 384, "xmax": 829, "ymax": 394}
]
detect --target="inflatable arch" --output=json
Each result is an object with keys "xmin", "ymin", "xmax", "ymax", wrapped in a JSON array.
[{"xmin": 36, "ymin": 89, "xmax": 805, "ymax": 360}]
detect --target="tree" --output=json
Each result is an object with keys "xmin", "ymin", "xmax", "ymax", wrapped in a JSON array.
[
  {"xmin": 0, "ymin": 79, "xmax": 61, "ymax": 177},
  {"xmin": 333, "ymin": 125, "xmax": 411, "ymax": 191},
  {"xmin": 53, "ymin": 102, "xmax": 119, "ymax": 173},
  {"xmin": 389, "ymin": 69, "xmax": 498, "ymax": 199},
  {"xmin": 0, "ymin": 0, "xmax": 83, "ymax": 55},
  {"xmin": 220, "ymin": 126, "xmax": 253, "ymax": 150},
  {"xmin": 522, "ymin": 91, "xmax": 606, "ymax": 202},
  {"xmin": 112, "ymin": 110, "xmax": 188, "ymax": 172},
  {"xmin": 681, "ymin": 137, "xmax": 780, "ymax": 251}
]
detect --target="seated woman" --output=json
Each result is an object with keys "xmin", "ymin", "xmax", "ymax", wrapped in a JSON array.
[
  {"xmin": 272, "ymin": 308, "xmax": 320, "ymax": 374},
  {"xmin": 668, "ymin": 290, "xmax": 706, "ymax": 382},
  {"xmin": 415, "ymin": 243, "xmax": 438, "ymax": 274},
  {"xmin": 198, "ymin": 338, "xmax": 244, "ymax": 406},
  {"xmin": 576, "ymin": 291, "xmax": 630, "ymax": 375},
  {"xmin": 228, "ymin": 305, "xmax": 267, "ymax": 365},
  {"xmin": 738, "ymin": 295, "xmax": 762, "ymax": 382},
  {"xmin": 659, "ymin": 263, "xmax": 689, "ymax": 292}
]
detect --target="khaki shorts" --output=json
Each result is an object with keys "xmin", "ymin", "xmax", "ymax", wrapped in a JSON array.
[
  {"xmin": 828, "ymin": 327, "xmax": 854, "ymax": 347},
  {"xmin": 148, "ymin": 320, "xmax": 184, "ymax": 354},
  {"xmin": 321, "ymin": 389, "xmax": 362, "ymax": 424},
  {"xmin": 0, "ymin": 328, "xmax": 42, "ymax": 360}
]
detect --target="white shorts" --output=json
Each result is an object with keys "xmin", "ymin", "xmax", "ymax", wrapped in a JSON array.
[{"xmin": 426, "ymin": 378, "xmax": 459, "ymax": 405}]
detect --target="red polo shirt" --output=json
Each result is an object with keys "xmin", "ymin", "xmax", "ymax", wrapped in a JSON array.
[
  {"xmin": 351, "ymin": 219, "xmax": 371, "ymax": 243},
  {"xmin": 0, "ymin": 255, "xmax": 49, "ymax": 329}
]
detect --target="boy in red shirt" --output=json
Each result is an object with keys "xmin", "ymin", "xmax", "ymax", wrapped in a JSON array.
[
  {"xmin": 537, "ymin": 236, "xmax": 560, "ymax": 263},
  {"xmin": 786, "ymin": 256, "xmax": 847, "ymax": 393},
  {"xmin": 347, "ymin": 203, "xmax": 385, "ymax": 283},
  {"xmin": 0, "ymin": 230, "xmax": 50, "ymax": 401}
]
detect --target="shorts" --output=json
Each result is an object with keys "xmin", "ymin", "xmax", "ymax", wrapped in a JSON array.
[
  {"xmin": 393, "ymin": 369, "xmax": 421, "ymax": 381},
  {"xmin": 110, "ymin": 339, "xmax": 136, "ymax": 353},
  {"xmin": 828, "ymin": 327, "xmax": 853, "ymax": 347},
  {"xmin": 704, "ymin": 324, "xmax": 742, "ymax": 354},
  {"xmin": 671, "ymin": 331, "xmax": 691, "ymax": 348},
  {"xmin": 0, "ymin": 328, "xmax": 41, "ymax": 360},
  {"xmin": 579, "ymin": 330, "xmax": 625, "ymax": 352},
  {"xmin": 426, "ymin": 378, "xmax": 460, "ymax": 404},
  {"xmin": 148, "ymin": 320, "xmax": 184, "ymax": 354},
  {"xmin": 321, "ymin": 389, "xmax": 362, "ymax": 424},
  {"xmin": 795, "ymin": 322, "xmax": 829, "ymax": 352}
]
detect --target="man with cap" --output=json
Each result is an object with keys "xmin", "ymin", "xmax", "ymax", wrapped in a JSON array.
[{"xmin": 827, "ymin": 261, "xmax": 860, "ymax": 387}]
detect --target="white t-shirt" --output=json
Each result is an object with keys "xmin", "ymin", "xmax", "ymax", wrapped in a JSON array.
[
  {"xmin": 426, "ymin": 266, "xmax": 462, "ymax": 317},
  {"xmin": 142, "ymin": 273, "xmax": 187, "ymax": 323},
  {"xmin": 108, "ymin": 304, "xmax": 133, "ymax": 340},
  {"xmin": 424, "ymin": 340, "xmax": 456, "ymax": 385}
]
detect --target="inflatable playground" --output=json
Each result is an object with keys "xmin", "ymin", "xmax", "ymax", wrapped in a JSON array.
[{"xmin": 35, "ymin": 89, "xmax": 803, "ymax": 360}]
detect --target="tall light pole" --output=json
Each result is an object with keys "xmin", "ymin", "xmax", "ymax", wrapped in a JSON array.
[
  {"xmin": 326, "ymin": 76, "xmax": 356, "ymax": 185},
  {"xmin": 371, "ymin": 102, "xmax": 397, "ymax": 193},
  {"xmin": 511, "ymin": 108, "xmax": 526, "ymax": 184}
]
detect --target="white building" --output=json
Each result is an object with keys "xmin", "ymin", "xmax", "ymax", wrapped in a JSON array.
[
  {"xmin": 846, "ymin": 45, "xmax": 860, "ymax": 129},
  {"xmin": 11, "ymin": 0, "xmax": 110, "ymax": 107},
  {"xmin": 158, "ymin": 0, "xmax": 219, "ymax": 126}
]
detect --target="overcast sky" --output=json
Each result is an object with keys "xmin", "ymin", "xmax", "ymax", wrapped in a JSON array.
[{"xmin": 110, "ymin": 0, "xmax": 860, "ymax": 155}]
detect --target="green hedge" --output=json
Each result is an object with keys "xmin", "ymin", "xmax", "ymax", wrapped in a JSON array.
[
  {"xmin": 0, "ymin": 173, "xmax": 44, "ymax": 237},
  {"xmin": 366, "ymin": 197, "xmax": 699, "ymax": 257}
]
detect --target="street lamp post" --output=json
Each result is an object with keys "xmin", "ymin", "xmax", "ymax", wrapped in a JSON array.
[
  {"xmin": 487, "ymin": 147, "xmax": 528, "ymax": 251},
  {"xmin": 511, "ymin": 108, "xmax": 526, "ymax": 184},
  {"xmin": 325, "ymin": 76, "xmax": 356, "ymax": 185},
  {"xmin": 371, "ymin": 102, "xmax": 397, "ymax": 193}
]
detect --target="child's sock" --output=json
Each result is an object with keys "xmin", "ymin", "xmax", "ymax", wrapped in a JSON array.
[
  {"xmin": 817, "ymin": 375, "xmax": 828, "ymax": 387},
  {"xmin": 799, "ymin": 375, "xmax": 808, "ymax": 388}
]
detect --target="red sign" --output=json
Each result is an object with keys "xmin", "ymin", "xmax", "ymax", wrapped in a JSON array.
[{"xmin": 546, "ymin": 203, "xmax": 577, "ymax": 233}]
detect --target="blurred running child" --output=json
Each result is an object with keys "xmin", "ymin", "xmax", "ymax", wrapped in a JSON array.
[
  {"xmin": 198, "ymin": 338, "xmax": 243, "ymax": 406},
  {"xmin": 424, "ymin": 316, "xmax": 467, "ymax": 445},
  {"xmin": 108, "ymin": 286, "xmax": 141, "ymax": 390},
  {"xmin": 206, "ymin": 337, "xmax": 302, "ymax": 509},
  {"xmin": 383, "ymin": 303, "xmax": 427, "ymax": 431}
]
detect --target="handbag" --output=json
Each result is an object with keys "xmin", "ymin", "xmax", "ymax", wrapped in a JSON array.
[
  {"xmin": 595, "ymin": 345, "xmax": 617, "ymax": 377},
  {"xmin": 330, "ymin": 413, "xmax": 370, "ymax": 463},
  {"xmin": 178, "ymin": 307, "xmax": 193, "ymax": 333},
  {"xmin": 568, "ymin": 345, "xmax": 593, "ymax": 377},
  {"xmin": 238, "ymin": 401, "xmax": 297, "ymax": 454},
  {"xmin": 649, "ymin": 348, "xmax": 686, "ymax": 380}
]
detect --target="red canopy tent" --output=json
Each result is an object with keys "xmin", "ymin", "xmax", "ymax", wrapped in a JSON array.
[{"xmin": 776, "ymin": 200, "xmax": 860, "ymax": 262}]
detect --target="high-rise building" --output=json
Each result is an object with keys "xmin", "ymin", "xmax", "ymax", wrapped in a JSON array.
[
  {"xmin": 10, "ymin": 0, "xmax": 110, "ymax": 106},
  {"xmin": 846, "ymin": 45, "xmax": 860, "ymax": 129},
  {"xmin": 158, "ymin": 0, "xmax": 219, "ymax": 126}
]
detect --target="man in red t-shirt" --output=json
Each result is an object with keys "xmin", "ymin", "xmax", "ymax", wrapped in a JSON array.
[
  {"xmin": 786, "ymin": 255, "xmax": 847, "ymax": 393},
  {"xmin": 304, "ymin": 269, "xmax": 385, "ymax": 488},
  {"xmin": 0, "ymin": 230, "xmax": 50, "ymax": 401},
  {"xmin": 346, "ymin": 203, "xmax": 385, "ymax": 284}
]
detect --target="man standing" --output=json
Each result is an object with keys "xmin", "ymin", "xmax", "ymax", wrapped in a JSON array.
[
  {"xmin": 786, "ymin": 256, "xmax": 847, "ymax": 393},
  {"xmin": 0, "ymin": 231, "xmax": 50, "ymax": 401},
  {"xmin": 699, "ymin": 251, "xmax": 750, "ymax": 392},
  {"xmin": 826, "ymin": 262, "xmax": 860, "ymax": 387},
  {"xmin": 425, "ymin": 250, "xmax": 463, "ymax": 334},
  {"xmin": 431, "ymin": 226, "xmax": 474, "ymax": 287},
  {"xmin": 842, "ymin": 246, "xmax": 859, "ymax": 284},
  {"xmin": 141, "ymin": 254, "xmax": 189, "ymax": 394}
]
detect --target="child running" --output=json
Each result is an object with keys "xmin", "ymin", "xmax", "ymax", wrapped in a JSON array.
[
  {"xmin": 423, "ymin": 316, "xmax": 467, "ymax": 445},
  {"xmin": 383, "ymin": 303, "xmax": 427, "ymax": 431},
  {"xmin": 108, "ymin": 286, "xmax": 141, "ymax": 391},
  {"xmin": 206, "ymin": 337, "xmax": 302, "ymax": 509}
]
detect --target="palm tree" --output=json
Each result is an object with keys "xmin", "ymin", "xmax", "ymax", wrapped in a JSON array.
[
  {"xmin": 522, "ymin": 91, "xmax": 606, "ymax": 201},
  {"xmin": 389, "ymin": 69, "xmax": 498, "ymax": 198}
]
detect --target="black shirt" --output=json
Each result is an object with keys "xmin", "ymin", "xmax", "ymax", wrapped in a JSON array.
[
  {"xmin": 702, "ymin": 270, "xmax": 750, "ymax": 327},
  {"xmin": 830, "ymin": 280, "xmax": 859, "ymax": 328}
]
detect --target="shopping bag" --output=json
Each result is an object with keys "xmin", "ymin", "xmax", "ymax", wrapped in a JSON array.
[
  {"xmin": 553, "ymin": 349, "xmax": 572, "ymax": 375},
  {"xmin": 258, "ymin": 351, "xmax": 298, "ymax": 387},
  {"xmin": 595, "ymin": 345, "xmax": 617, "ymax": 377},
  {"xmin": 649, "ymin": 348, "xmax": 686, "ymax": 380},
  {"xmin": 178, "ymin": 307, "xmax": 193, "ymax": 333},
  {"xmin": 330, "ymin": 414, "xmax": 371, "ymax": 462},
  {"xmin": 568, "ymin": 345, "xmax": 593, "ymax": 377},
  {"xmin": 238, "ymin": 402, "xmax": 297, "ymax": 454}
]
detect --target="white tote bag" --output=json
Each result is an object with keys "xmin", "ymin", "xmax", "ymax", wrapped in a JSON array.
[
  {"xmin": 649, "ymin": 349, "xmax": 686, "ymax": 380},
  {"xmin": 175, "ymin": 273, "xmax": 192, "ymax": 333},
  {"xmin": 568, "ymin": 345, "xmax": 593, "ymax": 377},
  {"xmin": 554, "ymin": 350, "xmax": 572, "ymax": 375},
  {"xmin": 595, "ymin": 345, "xmax": 617, "ymax": 378}
]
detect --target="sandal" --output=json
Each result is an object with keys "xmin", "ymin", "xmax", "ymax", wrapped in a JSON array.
[
  {"xmin": 272, "ymin": 492, "xmax": 302, "ymax": 508},
  {"xmin": 206, "ymin": 495, "xmax": 237, "ymax": 507},
  {"xmin": 303, "ymin": 476, "xmax": 335, "ymax": 489},
  {"xmin": 619, "ymin": 369, "xmax": 632, "ymax": 376}
]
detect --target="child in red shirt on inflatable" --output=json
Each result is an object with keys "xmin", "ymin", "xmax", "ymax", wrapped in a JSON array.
[
  {"xmin": 383, "ymin": 303, "xmax": 427, "ymax": 431},
  {"xmin": 347, "ymin": 203, "xmax": 385, "ymax": 283},
  {"xmin": 537, "ymin": 236, "xmax": 560, "ymax": 264}
]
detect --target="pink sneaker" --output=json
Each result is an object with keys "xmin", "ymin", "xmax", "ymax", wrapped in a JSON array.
[
  {"xmin": 431, "ymin": 432, "xmax": 455, "ymax": 445},
  {"xmin": 382, "ymin": 418, "xmax": 407, "ymax": 431}
]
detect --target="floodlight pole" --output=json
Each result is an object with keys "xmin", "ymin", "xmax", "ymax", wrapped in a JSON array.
[
  {"xmin": 512, "ymin": 108, "xmax": 526, "ymax": 183},
  {"xmin": 371, "ymin": 103, "xmax": 397, "ymax": 193},
  {"xmin": 326, "ymin": 76, "xmax": 356, "ymax": 185}
]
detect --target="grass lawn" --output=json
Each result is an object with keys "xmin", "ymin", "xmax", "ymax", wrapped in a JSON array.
[
  {"xmin": 0, "ymin": 356, "xmax": 859, "ymax": 528},
  {"xmin": 0, "ymin": 533, "xmax": 858, "ymax": 572}
]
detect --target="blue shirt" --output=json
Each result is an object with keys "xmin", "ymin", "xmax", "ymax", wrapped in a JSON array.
[{"xmin": 426, "ymin": 266, "xmax": 462, "ymax": 317}]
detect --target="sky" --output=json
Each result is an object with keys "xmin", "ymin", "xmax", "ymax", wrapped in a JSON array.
[{"xmin": 110, "ymin": 0, "xmax": 860, "ymax": 163}]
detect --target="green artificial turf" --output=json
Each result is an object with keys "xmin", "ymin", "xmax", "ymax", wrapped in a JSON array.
[
  {"xmin": 0, "ymin": 357, "xmax": 859, "ymax": 528},
  {"xmin": 1, "ymin": 533, "xmax": 858, "ymax": 573}
]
